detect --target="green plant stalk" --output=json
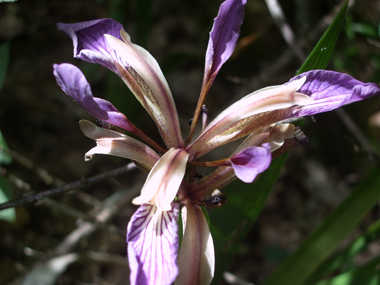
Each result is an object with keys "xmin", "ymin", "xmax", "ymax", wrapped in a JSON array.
[
  {"xmin": 303, "ymin": 218, "xmax": 380, "ymax": 284},
  {"xmin": 264, "ymin": 166, "xmax": 380, "ymax": 285},
  {"xmin": 297, "ymin": 0, "xmax": 349, "ymax": 74}
]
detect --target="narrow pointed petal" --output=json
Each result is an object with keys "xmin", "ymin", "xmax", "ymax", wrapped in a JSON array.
[
  {"xmin": 230, "ymin": 143, "xmax": 271, "ymax": 183},
  {"xmin": 105, "ymin": 33, "xmax": 184, "ymax": 148},
  {"xmin": 132, "ymin": 148, "xmax": 189, "ymax": 211},
  {"xmin": 58, "ymin": 19, "xmax": 183, "ymax": 148},
  {"xmin": 127, "ymin": 204, "xmax": 179, "ymax": 285},
  {"xmin": 288, "ymin": 70, "xmax": 380, "ymax": 117},
  {"xmin": 202, "ymin": 0, "xmax": 246, "ymax": 88},
  {"xmin": 53, "ymin": 63, "xmax": 135, "ymax": 132},
  {"xmin": 80, "ymin": 120, "xmax": 159, "ymax": 170},
  {"xmin": 176, "ymin": 202, "xmax": 214, "ymax": 285},
  {"xmin": 187, "ymin": 76, "xmax": 313, "ymax": 158}
]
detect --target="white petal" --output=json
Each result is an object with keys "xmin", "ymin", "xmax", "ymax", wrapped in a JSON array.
[
  {"xmin": 188, "ymin": 76, "xmax": 313, "ymax": 157},
  {"xmin": 176, "ymin": 203, "xmax": 214, "ymax": 285},
  {"xmin": 80, "ymin": 120, "xmax": 159, "ymax": 169},
  {"xmin": 104, "ymin": 33, "xmax": 184, "ymax": 148},
  {"xmin": 132, "ymin": 148, "xmax": 189, "ymax": 211}
]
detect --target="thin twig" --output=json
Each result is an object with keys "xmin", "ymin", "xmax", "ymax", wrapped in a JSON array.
[
  {"xmin": 0, "ymin": 162, "xmax": 137, "ymax": 211},
  {"xmin": 264, "ymin": 0, "xmax": 305, "ymax": 61},
  {"xmin": 0, "ymin": 145, "xmax": 65, "ymax": 186},
  {"xmin": 336, "ymin": 108, "xmax": 380, "ymax": 164},
  {"xmin": 53, "ymin": 183, "xmax": 141, "ymax": 256}
]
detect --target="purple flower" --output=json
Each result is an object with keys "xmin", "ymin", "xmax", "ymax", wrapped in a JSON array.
[{"xmin": 53, "ymin": 0, "xmax": 380, "ymax": 284}]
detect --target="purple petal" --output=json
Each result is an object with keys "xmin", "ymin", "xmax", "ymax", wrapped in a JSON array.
[
  {"xmin": 230, "ymin": 143, "xmax": 272, "ymax": 183},
  {"xmin": 203, "ymin": 0, "xmax": 246, "ymax": 85},
  {"xmin": 288, "ymin": 70, "xmax": 380, "ymax": 117},
  {"xmin": 58, "ymin": 19, "xmax": 184, "ymax": 149},
  {"xmin": 57, "ymin": 19, "xmax": 123, "ymax": 74},
  {"xmin": 53, "ymin": 63, "xmax": 135, "ymax": 132},
  {"xmin": 127, "ymin": 204, "xmax": 179, "ymax": 285}
]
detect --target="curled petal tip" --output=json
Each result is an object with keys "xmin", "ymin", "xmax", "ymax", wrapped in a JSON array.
[{"xmin": 231, "ymin": 143, "xmax": 272, "ymax": 183}]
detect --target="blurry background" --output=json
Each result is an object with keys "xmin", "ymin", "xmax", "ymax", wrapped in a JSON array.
[{"xmin": 0, "ymin": 0, "xmax": 379, "ymax": 284}]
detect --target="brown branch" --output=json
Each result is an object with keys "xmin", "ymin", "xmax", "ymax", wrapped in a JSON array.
[{"xmin": 0, "ymin": 162, "xmax": 137, "ymax": 211}]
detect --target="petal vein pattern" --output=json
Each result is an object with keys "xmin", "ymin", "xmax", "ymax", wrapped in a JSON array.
[
  {"xmin": 127, "ymin": 204, "xmax": 179, "ymax": 285},
  {"xmin": 187, "ymin": 76, "xmax": 313, "ymax": 157},
  {"xmin": 132, "ymin": 148, "xmax": 189, "ymax": 211}
]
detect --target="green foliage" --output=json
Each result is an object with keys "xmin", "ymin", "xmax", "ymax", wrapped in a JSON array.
[
  {"xmin": 297, "ymin": 0, "xmax": 349, "ymax": 74},
  {"xmin": 303, "ymin": 218, "xmax": 380, "ymax": 284},
  {"xmin": 0, "ymin": 130, "xmax": 14, "ymax": 223},
  {"xmin": 208, "ymin": 0, "xmax": 380, "ymax": 283},
  {"xmin": 315, "ymin": 255, "xmax": 380, "ymax": 285},
  {"xmin": 0, "ymin": 176, "xmax": 15, "ymax": 222},
  {"xmin": 265, "ymin": 166, "xmax": 380, "ymax": 285},
  {"xmin": 0, "ymin": 130, "xmax": 11, "ymax": 165},
  {"xmin": 210, "ymin": 155, "xmax": 288, "ymax": 283}
]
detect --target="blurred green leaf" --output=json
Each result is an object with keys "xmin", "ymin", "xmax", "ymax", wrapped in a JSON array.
[
  {"xmin": 0, "ymin": 130, "xmax": 12, "ymax": 164},
  {"xmin": 315, "ymin": 255, "xmax": 380, "ymax": 285},
  {"xmin": 0, "ymin": 42, "xmax": 10, "ymax": 91},
  {"xmin": 297, "ymin": 0, "xmax": 349, "ymax": 74},
  {"xmin": 0, "ymin": 176, "xmax": 15, "ymax": 223},
  {"xmin": 264, "ymin": 166, "xmax": 380, "ymax": 285},
  {"xmin": 210, "ymin": 155, "xmax": 288, "ymax": 283},
  {"xmin": 303, "ymin": 218, "xmax": 380, "ymax": 284},
  {"xmin": 349, "ymin": 23, "xmax": 379, "ymax": 38}
]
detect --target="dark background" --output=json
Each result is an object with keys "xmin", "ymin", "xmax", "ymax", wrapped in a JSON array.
[{"xmin": 0, "ymin": 0, "xmax": 379, "ymax": 284}]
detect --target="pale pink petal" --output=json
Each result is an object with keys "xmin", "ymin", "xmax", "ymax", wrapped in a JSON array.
[
  {"xmin": 176, "ymin": 202, "xmax": 214, "ymax": 285},
  {"xmin": 132, "ymin": 148, "xmax": 189, "ymax": 211},
  {"xmin": 187, "ymin": 76, "xmax": 313, "ymax": 158},
  {"xmin": 80, "ymin": 120, "xmax": 160, "ymax": 170}
]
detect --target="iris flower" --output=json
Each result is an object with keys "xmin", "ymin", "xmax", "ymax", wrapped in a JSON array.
[{"xmin": 53, "ymin": 0, "xmax": 380, "ymax": 284}]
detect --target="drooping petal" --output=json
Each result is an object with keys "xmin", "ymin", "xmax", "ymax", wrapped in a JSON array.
[
  {"xmin": 53, "ymin": 63, "xmax": 135, "ymax": 132},
  {"xmin": 203, "ymin": 0, "xmax": 247, "ymax": 89},
  {"xmin": 287, "ymin": 70, "xmax": 380, "ymax": 117},
  {"xmin": 176, "ymin": 202, "xmax": 214, "ymax": 285},
  {"xmin": 57, "ymin": 19, "xmax": 124, "ymax": 73},
  {"xmin": 127, "ymin": 203, "xmax": 179, "ymax": 285},
  {"xmin": 58, "ymin": 19, "xmax": 184, "ymax": 148},
  {"xmin": 132, "ymin": 148, "xmax": 189, "ymax": 211},
  {"xmin": 80, "ymin": 120, "xmax": 159, "ymax": 170},
  {"xmin": 230, "ymin": 143, "xmax": 272, "ymax": 183},
  {"xmin": 187, "ymin": 76, "xmax": 313, "ymax": 158}
]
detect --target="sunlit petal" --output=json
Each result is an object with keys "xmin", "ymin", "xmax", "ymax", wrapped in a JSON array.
[
  {"xmin": 176, "ymin": 202, "xmax": 214, "ymax": 285},
  {"xmin": 127, "ymin": 204, "xmax": 179, "ymax": 285},
  {"xmin": 80, "ymin": 120, "xmax": 159, "ymax": 170},
  {"xmin": 202, "ymin": 0, "xmax": 246, "ymax": 91},
  {"xmin": 132, "ymin": 148, "xmax": 189, "ymax": 211},
  {"xmin": 188, "ymin": 76, "xmax": 313, "ymax": 158},
  {"xmin": 105, "ymin": 33, "xmax": 184, "ymax": 148},
  {"xmin": 287, "ymin": 70, "xmax": 380, "ymax": 117},
  {"xmin": 57, "ymin": 19, "xmax": 124, "ymax": 73}
]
